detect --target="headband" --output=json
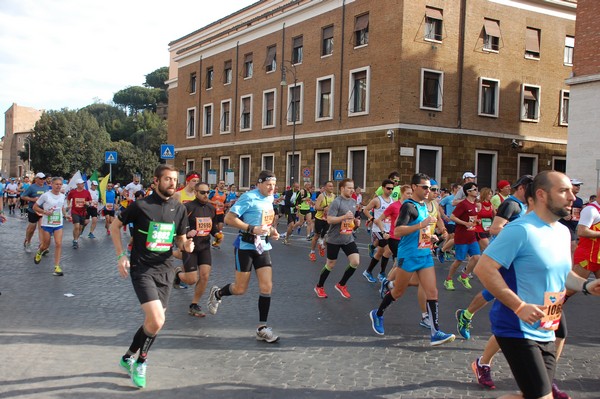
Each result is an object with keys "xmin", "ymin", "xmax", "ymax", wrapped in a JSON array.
[{"xmin": 186, "ymin": 173, "xmax": 200, "ymax": 182}]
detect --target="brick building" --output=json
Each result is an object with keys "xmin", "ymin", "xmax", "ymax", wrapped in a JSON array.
[
  {"xmin": 167, "ymin": 0, "xmax": 575, "ymax": 192},
  {"xmin": 566, "ymin": 0, "xmax": 599, "ymax": 200},
  {"xmin": 2, "ymin": 103, "xmax": 43, "ymax": 178}
]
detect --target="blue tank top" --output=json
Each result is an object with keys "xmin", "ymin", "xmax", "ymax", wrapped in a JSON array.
[{"xmin": 397, "ymin": 199, "xmax": 430, "ymax": 259}]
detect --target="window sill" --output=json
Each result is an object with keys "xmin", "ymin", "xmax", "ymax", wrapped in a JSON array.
[
  {"xmin": 348, "ymin": 111, "xmax": 369, "ymax": 117},
  {"xmin": 266, "ymin": 69, "xmax": 276, "ymax": 74},
  {"xmin": 240, "ymin": 127, "xmax": 252, "ymax": 132},
  {"xmin": 420, "ymin": 106, "xmax": 442, "ymax": 112},
  {"xmin": 353, "ymin": 44, "xmax": 368, "ymax": 49},
  {"xmin": 262, "ymin": 124, "xmax": 275, "ymax": 130},
  {"xmin": 286, "ymin": 120, "xmax": 303, "ymax": 126},
  {"xmin": 520, "ymin": 118, "xmax": 539, "ymax": 123},
  {"xmin": 424, "ymin": 38, "xmax": 443, "ymax": 44},
  {"xmin": 478, "ymin": 113, "xmax": 498, "ymax": 118},
  {"xmin": 220, "ymin": 130, "xmax": 232, "ymax": 135},
  {"xmin": 524, "ymin": 54, "xmax": 540, "ymax": 60},
  {"xmin": 186, "ymin": 135, "xmax": 196, "ymax": 139},
  {"xmin": 202, "ymin": 133, "xmax": 213, "ymax": 137},
  {"xmin": 482, "ymin": 48, "xmax": 499, "ymax": 54},
  {"xmin": 316, "ymin": 116, "xmax": 333, "ymax": 122},
  {"xmin": 321, "ymin": 53, "xmax": 333, "ymax": 59}
]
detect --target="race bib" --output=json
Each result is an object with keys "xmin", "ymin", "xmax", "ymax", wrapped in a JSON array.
[
  {"xmin": 572, "ymin": 208, "xmax": 581, "ymax": 222},
  {"xmin": 418, "ymin": 227, "xmax": 432, "ymax": 249},
  {"xmin": 467, "ymin": 216, "xmax": 477, "ymax": 230},
  {"xmin": 145, "ymin": 222, "xmax": 175, "ymax": 252},
  {"xmin": 262, "ymin": 208, "xmax": 275, "ymax": 227},
  {"xmin": 75, "ymin": 198, "xmax": 85, "ymax": 208},
  {"xmin": 47, "ymin": 210, "xmax": 61, "ymax": 226},
  {"xmin": 195, "ymin": 217, "xmax": 212, "ymax": 236},
  {"xmin": 481, "ymin": 218, "xmax": 492, "ymax": 231},
  {"xmin": 105, "ymin": 203, "xmax": 114, "ymax": 211},
  {"xmin": 539, "ymin": 290, "xmax": 566, "ymax": 331},
  {"xmin": 340, "ymin": 219, "xmax": 354, "ymax": 235}
]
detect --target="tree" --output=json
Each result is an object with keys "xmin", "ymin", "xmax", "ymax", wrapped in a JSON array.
[
  {"xmin": 145, "ymin": 67, "xmax": 168, "ymax": 90},
  {"xmin": 20, "ymin": 109, "xmax": 111, "ymax": 177},
  {"xmin": 101, "ymin": 140, "xmax": 159, "ymax": 184},
  {"xmin": 113, "ymin": 86, "xmax": 163, "ymax": 115}
]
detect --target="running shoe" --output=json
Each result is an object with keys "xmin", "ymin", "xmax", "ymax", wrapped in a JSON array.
[
  {"xmin": 471, "ymin": 357, "xmax": 496, "ymax": 389},
  {"xmin": 309, "ymin": 252, "xmax": 316, "ymax": 262},
  {"xmin": 297, "ymin": 227, "xmax": 301, "ymax": 235},
  {"xmin": 379, "ymin": 278, "xmax": 389, "ymax": 299},
  {"xmin": 88, "ymin": 232, "xmax": 96, "ymax": 239},
  {"xmin": 72, "ymin": 240, "xmax": 78, "ymax": 249},
  {"xmin": 41, "ymin": 249, "xmax": 50, "ymax": 256},
  {"xmin": 24, "ymin": 242, "xmax": 32, "ymax": 253},
  {"xmin": 211, "ymin": 241, "xmax": 221, "ymax": 249},
  {"xmin": 458, "ymin": 275, "xmax": 472, "ymax": 289},
  {"xmin": 53, "ymin": 265, "xmax": 64, "ymax": 276},
  {"xmin": 369, "ymin": 309, "xmax": 384, "ymax": 335},
  {"xmin": 207, "ymin": 286, "xmax": 221, "ymax": 315},
  {"xmin": 455, "ymin": 309, "xmax": 472, "ymax": 340},
  {"xmin": 314, "ymin": 285, "xmax": 328, "ymax": 298},
  {"xmin": 443, "ymin": 279, "xmax": 455, "ymax": 291},
  {"xmin": 119, "ymin": 356, "xmax": 135, "ymax": 375},
  {"xmin": 334, "ymin": 283, "xmax": 351, "ymax": 299},
  {"xmin": 131, "ymin": 361, "xmax": 147, "ymax": 388},
  {"xmin": 34, "ymin": 252, "xmax": 42, "ymax": 264},
  {"xmin": 306, "ymin": 233, "xmax": 314, "ymax": 240},
  {"xmin": 362, "ymin": 270, "xmax": 377, "ymax": 283},
  {"xmin": 551, "ymin": 381, "xmax": 570, "ymax": 399},
  {"xmin": 188, "ymin": 303, "xmax": 206, "ymax": 317},
  {"xmin": 256, "ymin": 326, "xmax": 280, "ymax": 343},
  {"xmin": 430, "ymin": 330, "xmax": 455, "ymax": 346},
  {"xmin": 377, "ymin": 273, "xmax": 386, "ymax": 282},
  {"xmin": 318, "ymin": 242, "xmax": 325, "ymax": 257},
  {"xmin": 106, "ymin": 229, "xmax": 111, "ymax": 236},
  {"xmin": 419, "ymin": 315, "xmax": 431, "ymax": 329},
  {"xmin": 436, "ymin": 247, "xmax": 445, "ymax": 263},
  {"xmin": 282, "ymin": 238, "xmax": 289, "ymax": 245},
  {"xmin": 368, "ymin": 244, "xmax": 375, "ymax": 258}
]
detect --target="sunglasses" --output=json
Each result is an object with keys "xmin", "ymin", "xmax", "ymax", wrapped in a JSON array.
[
  {"xmin": 384, "ymin": 186, "xmax": 394, "ymax": 190},
  {"xmin": 196, "ymin": 190, "xmax": 209, "ymax": 194},
  {"xmin": 416, "ymin": 184, "xmax": 431, "ymax": 190},
  {"xmin": 467, "ymin": 188, "xmax": 478, "ymax": 192},
  {"xmin": 431, "ymin": 188, "xmax": 438, "ymax": 192}
]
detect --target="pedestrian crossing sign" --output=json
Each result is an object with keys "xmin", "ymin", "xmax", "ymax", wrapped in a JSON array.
[
  {"xmin": 334, "ymin": 170, "xmax": 345, "ymax": 181},
  {"xmin": 105, "ymin": 151, "xmax": 118, "ymax": 164},
  {"xmin": 160, "ymin": 144, "xmax": 175, "ymax": 160}
]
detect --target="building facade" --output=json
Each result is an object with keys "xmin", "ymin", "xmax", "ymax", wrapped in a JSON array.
[
  {"xmin": 566, "ymin": 0, "xmax": 599, "ymax": 200},
  {"xmin": 167, "ymin": 0, "xmax": 575, "ymax": 192},
  {"xmin": 2, "ymin": 103, "xmax": 43, "ymax": 178}
]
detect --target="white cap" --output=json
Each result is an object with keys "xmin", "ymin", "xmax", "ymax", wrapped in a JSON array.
[
  {"xmin": 462, "ymin": 172, "xmax": 476, "ymax": 179},
  {"xmin": 35, "ymin": 172, "xmax": 46, "ymax": 179},
  {"xmin": 91, "ymin": 180, "xmax": 98, "ymax": 186},
  {"xmin": 571, "ymin": 178, "xmax": 583, "ymax": 185},
  {"xmin": 76, "ymin": 178, "xmax": 85, "ymax": 184}
]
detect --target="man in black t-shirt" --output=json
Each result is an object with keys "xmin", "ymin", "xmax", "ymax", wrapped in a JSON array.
[{"xmin": 110, "ymin": 165, "xmax": 194, "ymax": 389}]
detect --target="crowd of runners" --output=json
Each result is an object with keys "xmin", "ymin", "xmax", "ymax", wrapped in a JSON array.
[{"xmin": 2, "ymin": 165, "xmax": 599, "ymax": 398}]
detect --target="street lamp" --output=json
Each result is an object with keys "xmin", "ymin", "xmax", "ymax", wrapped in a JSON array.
[
  {"xmin": 23, "ymin": 135, "xmax": 32, "ymax": 175},
  {"xmin": 280, "ymin": 62, "xmax": 298, "ymax": 187}
]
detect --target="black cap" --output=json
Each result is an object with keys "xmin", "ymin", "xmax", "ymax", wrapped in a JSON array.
[{"xmin": 511, "ymin": 175, "xmax": 534, "ymax": 189}]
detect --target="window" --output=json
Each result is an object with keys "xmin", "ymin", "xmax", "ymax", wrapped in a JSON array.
[
  {"xmin": 240, "ymin": 95, "xmax": 252, "ymax": 131},
  {"xmin": 483, "ymin": 19, "xmax": 500, "ymax": 52},
  {"xmin": 476, "ymin": 150, "xmax": 498, "ymax": 190},
  {"xmin": 354, "ymin": 14, "xmax": 369, "ymax": 47},
  {"xmin": 186, "ymin": 159, "xmax": 195, "ymax": 174},
  {"xmin": 220, "ymin": 100, "xmax": 232, "ymax": 133},
  {"xmin": 287, "ymin": 83, "xmax": 303, "ymax": 124},
  {"xmin": 244, "ymin": 53, "xmax": 253, "ymax": 78},
  {"xmin": 322, "ymin": 25, "xmax": 334, "ymax": 56},
  {"xmin": 478, "ymin": 78, "xmax": 499, "ymax": 117},
  {"xmin": 521, "ymin": 84, "xmax": 540, "ymax": 122},
  {"xmin": 264, "ymin": 45, "xmax": 276, "ymax": 72},
  {"xmin": 190, "ymin": 72, "xmax": 197, "ymax": 94},
  {"xmin": 262, "ymin": 153, "xmax": 274, "ymax": 172},
  {"xmin": 224, "ymin": 60, "xmax": 232, "ymax": 84},
  {"xmin": 525, "ymin": 27, "xmax": 540, "ymax": 59},
  {"xmin": 203, "ymin": 104, "xmax": 213, "ymax": 136},
  {"xmin": 315, "ymin": 150, "xmax": 332, "ymax": 187},
  {"xmin": 316, "ymin": 76, "xmax": 334, "ymax": 120},
  {"xmin": 240, "ymin": 155, "xmax": 251, "ymax": 189},
  {"xmin": 202, "ymin": 158, "xmax": 211, "ymax": 182},
  {"xmin": 425, "ymin": 7, "xmax": 443, "ymax": 42},
  {"xmin": 564, "ymin": 36, "xmax": 574, "ymax": 66},
  {"xmin": 206, "ymin": 67, "xmax": 213, "ymax": 89},
  {"xmin": 518, "ymin": 154, "xmax": 538, "ymax": 177},
  {"xmin": 292, "ymin": 36, "xmax": 303, "ymax": 64},
  {"xmin": 186, "ymin": 107, "xmax": 196, "ymax": 138},
  {"xmin": 552, "ymin": 156, "xmax": 566, "ymax": 173},
  {"xmin": 348, "ymin": 147, "xmax": 366, "ymax": 189},
  {"xmin": 560, "ymin": 90, "xmax": 569, "ymax": 126},
  {"xmin": 287, "ymin": 152, "xmax": 301, "ymax": 186},
  {"xmin": 416, "ymin": 145, "xmax": 442, "ymax": 183},
  {"xmin": 262, "ymin": 90, "xmax": 276, "ymax": 128},
  {"xmin": 220, "ymin": 157, "xmax": 230, "ymax": 181},
  {"xmin": 349, "ymin": 67, "xmax": 370, "ymax": 115},
  {"xmin": 420, "ymin": 68, "xmax": 443, "ymax": 111}
]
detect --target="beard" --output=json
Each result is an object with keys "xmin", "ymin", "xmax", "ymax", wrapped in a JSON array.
[
  {"xmin": 157, "ymin": 183, "xmax": 176, "ymax": 198},
  {"xmin": 547, "ymin": 196, "xmax": 571, "ymax": 218}
]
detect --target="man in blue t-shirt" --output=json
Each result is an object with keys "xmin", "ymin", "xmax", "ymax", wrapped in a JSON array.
[
  {"xmin": 207, "ymin": 170, "xmax": 281, "ymax": 343},
  {"xmin": 437, "ymin": 183, "xmax": 461, "ymax": 262},
  {"xmin": 474, "ymin": 171, "xmax": 600, "ymax": 399}
]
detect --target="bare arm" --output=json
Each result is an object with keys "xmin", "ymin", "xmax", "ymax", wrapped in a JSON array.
[{"xmin": 577, "ymin": 224, "xmax": 600, "ymax": 239}]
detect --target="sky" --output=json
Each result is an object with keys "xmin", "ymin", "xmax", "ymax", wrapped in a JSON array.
[{"xmin": 0, "ymin": 0, "xmax": 256, "ymax": 138}]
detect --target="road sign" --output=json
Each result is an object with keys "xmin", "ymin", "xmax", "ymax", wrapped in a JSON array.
[
  {"xmin": 334, "ymin": 170, "xmax": 345, "ymax": 181},
  {"xmin": 302, "ymin": 168, "xmax": 311, "ymax": 177},
  {"xmin": 105, "ymin": 151, "xmax": 117, "ymax": 164},
  {"xmin": 160, "ymin": 144, "xmax": 175, "ymax": 160}
]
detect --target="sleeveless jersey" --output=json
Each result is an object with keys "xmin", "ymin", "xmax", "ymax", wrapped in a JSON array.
[
  {"xmin": 372, "ymin": 195, "xmax": 393, "ymax": 233},
  {"xmin": 574, "ymin": 202, "xmax": 600, "ymax": 264},
  {"xmin": 426, "ymin": 200, "xmax": 439, "ymax": 235},
  {"xmin": 397, "ymin": 199, "xmax": 431, "ymax": 259},
  {"xmin": 315, "ymin": 193, "xmax": 335, "ymax": 220},
  {"xmin": 210, "ymin": 190, "xmax": 227, "ymax": 215},
  {"xmin": 179, "ymin": 189, "xmax": 195, "ymax": 204}
]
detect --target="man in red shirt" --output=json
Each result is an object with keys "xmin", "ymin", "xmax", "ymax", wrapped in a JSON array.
[
  {"xmin": 67, "ymin": 178, "xmax": 92, "ymax": 249},
  {"xmin": 444, "ymin": 182, "xmax": 481, "ymax": 290}
]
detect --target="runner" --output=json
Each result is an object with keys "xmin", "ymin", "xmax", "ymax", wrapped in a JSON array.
[
  {"xmin": 437, "ymin": 183, "xmax": 461, "ymax": 262},
  {"xmin": 123, "ymin": 175, "xmax": 143, "ymax": 206},
  {"xmin": 474, "ymin": 170, "xmax": 600, "ymax": 399},
  {"xmin": 103, "ymin": 182, "xmax": 118, "ymax": 235},
  {"xmin": 86, "ymin": 181, "xmax": 100, "ymax": 239},
  {"xmin": 368, "ymin": 173, "xmax": 455, "ymax": 346},
  {"xmin": 491, "ymin": 180, "xmax": 511, "ymax": 211},
  {"xmin": 20, "ymin": 172, "xmax": 49, "ymax": 253},
  {"xmin": 207, "ymin": 170, "xmax": 281, "ymax": 343},
  {"xmin": 32, "ymin": 177, "xmax": 71, "ymax": 276},
  {"xmin": 309, "ymin": 181, "xmax": 335, "ymax": 262},
  {"xmin": 18, "ymin": 176, "xmax": 31, "ymax": 217},
  {"xmin": 173, "ymin": 171, "xmax": 199, "ymax": 204},
  {"xmin": 560, "ymin": 178, "xmax": 584, "ymax": 254},
  {"xmin": 110, "ymin": 164, "xmax": 193, "ymax": 389},
  {"xmin": 67, "ymin": 178, "xmax": 92, "ymax": 249},
  {"xmin": 362, "ymin": 179, "xmax": 394, "ymax": 282},
  {"xmin": 5, "ymin": 178, "xmax": 19, "ymax": 215},
  {"xmin": 313, "ymin": 178, "xmax": 360, "ymax": 299},
  {"xmin": 281, "ymin": 182, "xmax": 300, "ymax": 244}
]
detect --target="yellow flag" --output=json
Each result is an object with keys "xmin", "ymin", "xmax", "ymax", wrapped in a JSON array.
[{"xmin": 99, "ymin": 174, "xmax": 110, "ymax": 205}]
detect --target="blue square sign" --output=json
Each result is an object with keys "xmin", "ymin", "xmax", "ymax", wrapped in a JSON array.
[
  {"xmin": 160, "ymin": 144, "xmax": 175, "ymax": 160},
  {"xmin": 105, "ymin": 151, "xmax": 118, "ymax": 164}
]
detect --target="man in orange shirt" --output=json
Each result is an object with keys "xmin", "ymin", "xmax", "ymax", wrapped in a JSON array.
[{"xmin": 209, "ymin": 180, "xmax": 227, "ymax": 248}]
